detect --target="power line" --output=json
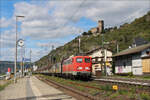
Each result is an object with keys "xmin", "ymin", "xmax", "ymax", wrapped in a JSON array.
[{"xmin": 50, "ymin": 0, "xmax": 87, "ymax": 30}]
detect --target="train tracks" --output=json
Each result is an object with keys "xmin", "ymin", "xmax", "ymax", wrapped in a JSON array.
[
  {"xmin": 36, "ymin": 75, "xmax": 99, "ymax": 100},
  {"xmin": 94, "ymin": 78, "xmax": 150, "ymax": 88},
  {"xmin": 36, "ymin": 74, "xmax": 150, "ymax": 100}
]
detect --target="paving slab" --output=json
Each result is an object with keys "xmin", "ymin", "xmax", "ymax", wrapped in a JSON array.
[
  {"xmin": 0, "ymin": 76, "xmax": 76, "ymax": 100},
  {"xmin": 30, "ymin": 76, "xmax": 76, "ymax": 100},
  {"xmin": 0, "ymin": 78, "xmax": 27, "ymax": 100}
]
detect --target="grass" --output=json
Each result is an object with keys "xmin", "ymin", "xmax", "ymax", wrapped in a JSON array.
[
  {"xmin": 39, "ymin": 74, "xmax": 150, "ymax": 100},
  {"xmin": 110, "ymin": 92, "xmax": 120, "ymax": 99},
  {"xmin": 100, "ymin": 84, "xmax": 112, "ymax": 91},
  {"xmin": 0, "ymin": 80, "xmax": 12, "ymax": 91},
  {"xmin": 140, "ymin": 93, "xmax": 150, "ymax": 100},
  {"xmin": 118, "ymin": 90, "xmax": 128, "ymax": 95},
  {"xmin": 142, "ymin": 76, "xmax": 150, "ymax": 80},
  {"xmin": 108, "ymin": 75, "xmax": 150, "ymax": 80}
]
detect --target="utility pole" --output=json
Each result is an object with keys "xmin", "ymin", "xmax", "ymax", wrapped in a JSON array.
[
  {"xmin": 117, "ymin": 42, "xmax": 119, "ymax": 53},
  {"xmin": 30, "ymin": 48, "xmax": 32, "ymax": 71},
  {"xmin": 51, "ymin": 45, "xmax": 54, "ymax": 64},
  {"xmin": 78, "ymin": 32, "xmax": 82, "ymax": 54},
  {"xmin": 14, "ymin": 15, "xmax": 24, "ymax": 83},
  {"xmin": 23, "ymin": 47, "xmax": 25, "ymax": 77},
  {"xmin": 21, "ymin": 47, "xmax": 23, "ymax": 77},
  {"xmin": 104, "ymin": 49, "xmax": 107, "ymax": 76},
  {"xmin": 79, "ymin": 36, "xmax": 80, "ymax": 54},
  {"xmin": 101, "ymin": 20, "xmax": 107, "ymax": 76},
  {"xmin": 101, "ymin": 34, "xmax": 107, "ymax": 76}
]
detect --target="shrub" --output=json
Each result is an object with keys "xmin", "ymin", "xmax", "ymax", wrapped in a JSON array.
[
  {"xmin": 110, "ymin": 92, "xmax": 119, "ymax": 99},
  {"xmin": 118, "ymin": 90, "xmax": 128, "ymax": 95},
  {"xmin": 100, "ymin": 85, "xmax": 112, "ymax": 91},
  {"xmin": 140, "ymin": 93, "xmax": 150, "ymax": 100}
]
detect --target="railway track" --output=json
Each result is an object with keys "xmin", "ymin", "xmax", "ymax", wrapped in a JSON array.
[
  {"xmin": 94, "ymin": 78, "xmax": 150, "ymax": 88},
  {"xmin": 36, "ymin": 75, "xmax": 99, "ymax": 100},
  {"xmin": 36, "ymin": 74, "xmax": 150, "ymax": 100}
]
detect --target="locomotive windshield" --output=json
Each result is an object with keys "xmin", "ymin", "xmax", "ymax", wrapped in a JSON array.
[
  {"xmin": 85, "ymin": 58, "xmax": 90, "ymax": 63},
  {"xmin": 76, "ymin": 58, "xmax": 83, "ymax": 63}
]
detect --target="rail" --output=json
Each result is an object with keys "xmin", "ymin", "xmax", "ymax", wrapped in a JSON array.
[
  {"xmin": 36, "ymin": 76, "xmax": 98, "ymax": 100},
  {"xmin": 95, "ymin": 78, "xmax": 150, "ymax": 87},
  {"xmin": 0, "ymin": 75, "xmax": 6, "ymax": 80}
]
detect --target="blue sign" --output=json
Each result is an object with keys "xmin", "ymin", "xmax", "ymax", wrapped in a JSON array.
[{"xmin": 23, "ymin": 58, "xmax": 31, "ymax": 62}]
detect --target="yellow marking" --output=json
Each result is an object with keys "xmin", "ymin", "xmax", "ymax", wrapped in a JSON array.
[{"xmin": 112, "ymin": 85, "xmax": 118, "ymax": 91}]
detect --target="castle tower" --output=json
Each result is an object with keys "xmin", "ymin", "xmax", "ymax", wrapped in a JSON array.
[{"xmin": 98, "ymin": 20, "xmax": 104, "ymax": 33}]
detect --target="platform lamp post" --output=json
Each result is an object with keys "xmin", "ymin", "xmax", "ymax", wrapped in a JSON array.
[{"xmin": 14, "ymin": 15, "xmax": 25, "ymax": 83}]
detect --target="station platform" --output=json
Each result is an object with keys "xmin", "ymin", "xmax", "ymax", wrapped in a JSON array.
[{"xmin": 0, "ymin": 76, "xmax": 76, "ymax": 100}]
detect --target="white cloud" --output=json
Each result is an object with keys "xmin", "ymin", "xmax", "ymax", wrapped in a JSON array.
[
  {"xmin": 1, "ymin": 0, "xmax": 150, "ymax": 61},
  {"xmin": 0, "ymin": 48, "xmax": 15, "ymax": 61},
  {"xmin": 0, "ymin": 17, "xmax": 14, "ymax": 28},
  {"xmin": 11, "ymin": 0, "xmax": 149, "ymax": 39},
  {"xmin": 36, "ymin": 42, "xmax": 63, "ymax": 49},
  {"xmin": 0, "ymin": 29, "xmax": 16, "ymax": 48}
]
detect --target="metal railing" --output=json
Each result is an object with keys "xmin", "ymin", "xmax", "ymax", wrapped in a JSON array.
[{"xmin": 0, "ymin": 75, "xmax": 6, "ymax": 80}]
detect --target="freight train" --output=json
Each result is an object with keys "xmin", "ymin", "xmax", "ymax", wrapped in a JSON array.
[{"xmin": 48, "ymin": 56, "xmax": 92, "ymax": 79}]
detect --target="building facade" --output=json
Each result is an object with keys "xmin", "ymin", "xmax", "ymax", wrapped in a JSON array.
[
  {"xmin": 86, "ymin": 47, "xmax": 112, "ymax": 75},
  {"xmin": 113, "ymin": 43, "xmax": 150, "ymax": 75}
]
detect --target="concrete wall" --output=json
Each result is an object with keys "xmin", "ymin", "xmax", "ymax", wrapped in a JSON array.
[
  {"xmin": 115, "ymin": 55, "xmax": 132, "ymax": 74},
  {"xmin": 132, "ymin": 54, "xmax": 143, "ymax": 75},
  {"xmin": 115, "ymin": 53, "xmax": 143, "ymax": 75}
]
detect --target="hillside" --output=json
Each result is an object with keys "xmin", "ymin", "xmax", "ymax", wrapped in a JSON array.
[{"xmin": 35, "ymin": 11, "xmax": 150, "ymax": 67}]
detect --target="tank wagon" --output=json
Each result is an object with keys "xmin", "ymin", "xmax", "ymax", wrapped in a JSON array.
[{"xmin": 49, "ymin": 56, "xmax": 92, "ymax": 79}]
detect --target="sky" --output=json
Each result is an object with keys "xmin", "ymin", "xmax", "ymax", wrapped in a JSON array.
[{"xmin": 0, "ymin": 0, "xmax": 150, "ymax": 62}]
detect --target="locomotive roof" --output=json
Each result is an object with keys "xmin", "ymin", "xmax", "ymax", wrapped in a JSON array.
[
  {"xmin": 73, "ymin": 56, "xmax": 91, "ymax": 58},
  {"xmin": 63, "ymin": 56, "xmax": 91, "ymax": 61}
]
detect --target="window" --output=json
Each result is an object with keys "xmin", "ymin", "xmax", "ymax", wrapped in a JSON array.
[
  {"xmin": 85, "ymin": 58, "xmax": 91, "ymax": 63},
  {"xmin": 123, "ymin": 62, "xmax": 126, "ymax": 68},
  {"xmin": 76, "ymin": 58, "xmax": 83, "ymax": 63}
]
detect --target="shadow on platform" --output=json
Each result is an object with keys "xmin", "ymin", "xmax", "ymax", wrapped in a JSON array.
[{"xmin": 8, "ymin": 93, "xmax": 73, "ymax": 100}]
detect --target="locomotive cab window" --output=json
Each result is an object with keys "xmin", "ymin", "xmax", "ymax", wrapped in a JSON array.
[
  {"xmin": 85, "ymin": 58, "xmax": 90, "ymax": 63},
  {"xmin": 76, "ymin": 58, "xmax": 83, "ymax": 63}
]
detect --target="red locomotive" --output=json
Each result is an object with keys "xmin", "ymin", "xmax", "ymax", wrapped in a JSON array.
[{"xmin": 49, "ymin": 56, "xmax": 92, "ymax": 79}]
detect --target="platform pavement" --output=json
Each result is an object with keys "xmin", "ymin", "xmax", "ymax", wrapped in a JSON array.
[{"xmin": 0, "ymin": 76, "xmax": 76, "ymax": 100}]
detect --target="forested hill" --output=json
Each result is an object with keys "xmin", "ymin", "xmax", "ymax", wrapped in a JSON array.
[{"xmin": 35, "ymin": 11, "xmax": 150, "ymax": 67}]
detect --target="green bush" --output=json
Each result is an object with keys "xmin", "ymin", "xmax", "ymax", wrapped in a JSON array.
[
  {"xmin": 118, "ymin": 90, "xmax": 128, "ymax": 95},
  {"xmin": 110, "ymin": 92, "xmax": 119, "ymax": 99},
  {"xmin": 0, "ymin": 85, "xmax": 5, "ymax": 91},
  {"xmin": 100, "ymin": 85, "xmax": 112, "ymax": 91},
  {"xmin": 140, "ymin": 93, "xmax": 150, "ymax": 100},
  {"xmin": 0, "ymin": 81, "xmax": 11, "ymax": 91},
  {"xmin": 128, "ymin": 72, "xmax": 133, "ymax": 77}
]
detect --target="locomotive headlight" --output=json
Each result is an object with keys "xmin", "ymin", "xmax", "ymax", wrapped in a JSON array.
[
  {"xmin": 85, "ymin": 67, "xmax": 89, "ymax": 70},
  {"xmin": 77, "ymin": 67, "xmax": 82, "ymax": 70}
]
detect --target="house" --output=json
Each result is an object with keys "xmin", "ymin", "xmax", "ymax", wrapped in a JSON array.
[
  {"xmin": 113, "ymin": 43, "xmax": 150, "ymax": 75},
  {"xmin": 132, "ymin": 37, "xmax": 148, "ymax": 47},
  {"xmin": 86, "ymin": 47, "xmax": 112, "ymax": 76}
]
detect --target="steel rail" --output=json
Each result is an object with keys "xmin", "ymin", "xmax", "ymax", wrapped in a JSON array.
[
  {"xmin": 94, "ymin": 78, "xmax": 150, "ymax": 87},
  {"xmin": 36, "ymin": 76, "xmax": 99, "ymax": 100}
]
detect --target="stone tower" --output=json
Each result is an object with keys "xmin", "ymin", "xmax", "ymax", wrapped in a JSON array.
[{"xmin": 98, "ymin": 20, "xmax": 104, "ymax": 33}]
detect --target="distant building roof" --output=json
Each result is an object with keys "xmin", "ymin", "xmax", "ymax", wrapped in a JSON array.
[
  {"xmin": 133, "ymin": 37, "xmax": 148, "ymax": 46},
  {"xmin": 86, "ymin": 47, "xmax": 112, "ymax": 55},
  {"xmin": 113, "ymin": 43, "xmax": 150, "ymax": 57}
]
